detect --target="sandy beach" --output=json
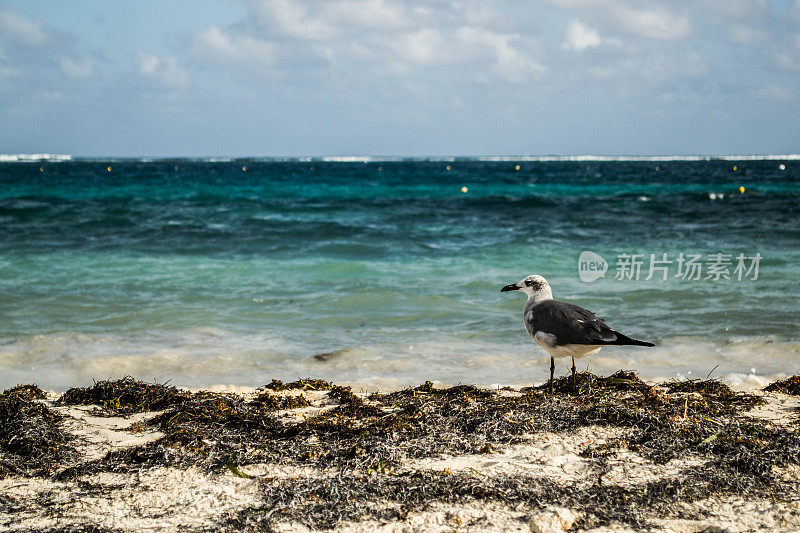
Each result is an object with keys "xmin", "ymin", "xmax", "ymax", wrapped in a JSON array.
[{"xmin": 2, "ymin": 374, "xmax": 799, "ymax": 532}]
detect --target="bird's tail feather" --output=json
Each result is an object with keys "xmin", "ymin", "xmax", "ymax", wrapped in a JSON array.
[{"xmin": 606, "ymin": 331, "xmax": 655, "ymax": 347}]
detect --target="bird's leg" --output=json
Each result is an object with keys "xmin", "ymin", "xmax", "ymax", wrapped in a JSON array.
[
  {"xmin": 571, "ymin": 357, "xmax": 576, "ymax": 392},
  {"xmin": 549, "ymin": 356, "xmax": 555, "ymax": 394}
]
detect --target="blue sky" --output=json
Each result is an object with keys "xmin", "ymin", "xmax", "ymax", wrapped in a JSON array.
[{"xmin": 1, "ymin": 0, "xmax": 799, "ymax": 156}]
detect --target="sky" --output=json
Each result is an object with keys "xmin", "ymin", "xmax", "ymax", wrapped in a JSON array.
[{"xmin": 0, "ymin": 0, "xmax": 799, "ymax": 157}]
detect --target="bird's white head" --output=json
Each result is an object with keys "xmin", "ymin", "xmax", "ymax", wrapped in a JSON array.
[{"xmin": 500, "ymin": 274, "xmax": 553, "ymax": 303}]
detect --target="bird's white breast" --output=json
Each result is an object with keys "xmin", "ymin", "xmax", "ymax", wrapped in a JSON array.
[{"xmin": 533, "ymin": 331, "xmax": 602, "ymax": 359}]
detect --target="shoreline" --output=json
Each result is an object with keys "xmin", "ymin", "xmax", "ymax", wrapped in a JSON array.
[
  {"xmin": 2, "ymin": 373, "xmax": 799, "ymax": 532},
  {"xmin": 4, "ymin": 365, "xmax": 786, "ymax": 398}
]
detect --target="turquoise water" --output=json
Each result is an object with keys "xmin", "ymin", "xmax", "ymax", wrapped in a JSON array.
[{"xmin": 1, "ymin": 158, "xmax": 798, "ymax": 390}]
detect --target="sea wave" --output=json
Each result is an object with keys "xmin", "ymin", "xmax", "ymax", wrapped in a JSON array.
[{"xmin": 1, "ymin": 330, "xmax": 797, "ymax": 392}]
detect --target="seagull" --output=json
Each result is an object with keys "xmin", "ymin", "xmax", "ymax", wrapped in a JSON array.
[{"xmin": 501, "ymin": 274, "xmax": 654, "ymax": 392}]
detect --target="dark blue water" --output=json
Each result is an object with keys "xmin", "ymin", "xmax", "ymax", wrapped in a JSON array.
[{"xmin": 1, "ymin": 158, "xmax": 798, "ymax": 390}]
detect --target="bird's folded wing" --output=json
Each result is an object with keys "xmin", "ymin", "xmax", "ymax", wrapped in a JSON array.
[{"xmin": 525, "ymin": 300, "xmax": 616, "ymax": 346}]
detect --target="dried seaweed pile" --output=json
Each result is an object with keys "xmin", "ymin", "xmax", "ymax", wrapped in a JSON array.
[
  {"xmin": 227, "ymin": 373, "xmax": 797, "ymax": 530},
  {"xmin": 262, "ymin": 378, "xmax": 334, "ymax": 392},
  {"xmin": 3, "ymin": 373, "xmax": 800, "ymax": 530},
  {"xmin": 764, "ymin": 375, "xmax": 800, "ymax": 395},
  {"xmin": 55, "ymin": 376, "xmax": 192, "ymax": 416},
  {"xmin": 115, "ymin": 390, "xmax": 288, "ymax": 469},
  {"xmin": 0, "ymin": 384, "xmax": 74, "ymax": 479},
  {"xmin": 226, "ymin": 470, "xmax": 709, "ymax": 530}
]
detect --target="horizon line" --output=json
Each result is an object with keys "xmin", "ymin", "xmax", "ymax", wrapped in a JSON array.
[{"xmin": 2, "ymin": 153, "xmax": 799, "ymax": 163}]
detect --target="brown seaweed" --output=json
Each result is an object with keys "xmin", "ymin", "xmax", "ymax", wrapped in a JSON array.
[
  {"xmin": 56, "ymin": 376, "xmax": 192, "ymax": 416},
  {"xmin": 764, "ymin": 375, "xmax": 800, "ymax": 395},
  {"xmin": 0, "ymin": 384, "xmax": 75, "ymax": 478},
  {"xmin": 2, "ymin": 372, "xmax": 798, "ymax": 531}
]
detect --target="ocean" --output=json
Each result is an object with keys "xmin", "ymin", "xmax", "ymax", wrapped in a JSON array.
[{"xmin": 1, "ymin": 157, "xmax": 798, "ymax": 390}]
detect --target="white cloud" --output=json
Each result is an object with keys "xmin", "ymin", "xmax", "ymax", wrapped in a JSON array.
[
  {"xmin": 60, "ymin": 55, "xmax": 94, "ymax": 79},
  {"xmin": 613, "ymin": 5, "xmax": 690, "ymax": 40},
  {"xmin": 245, "ymin": 0, "xmax": 340, "ymax": 40},
  {"xmin": 136, "ymin": 53, "xmax": 189, "ymax": 88},
  {"xmin": 191, "ymin": 26, "xmax": 276, "ymax": 67},
  {"xmin": 0, "ymin": 8, "xmax": 98, "ymax": 86},
  {"xmin": 395, "ymin": 28, "xmax": 452, "ymax": 66},
  {"xmin": 137, "ymin": 54, "xmax": 159, "ymax": 74},
  {"xmin": 0, "ymin": 8, "xmax": 49, "ymax": 47},
  {"xmin": 543, "ymin": 1, "xmax": 689, "ymax": 40},
  {"xmin": 562, "ymin": 20, "xmax": 601, "ymax": 51},
  {"xmin": 457, "ymin": 27, "xmax": 544, "ymax": 82},
  {"xmin": 323, "ymin": 0, "xmax": 414, "ymax": 31},
  {"xmin": 189, "ymin": 1, "xmax": 543, "ymax": 84},
  {"xmin": 245, "ymin": 0, "xmax": 428, "ymax": 37}
]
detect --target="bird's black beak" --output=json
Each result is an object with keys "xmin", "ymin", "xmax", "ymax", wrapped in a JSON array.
[{"xmin": 500, "ymin": 283, "xmax": 519, "ymax": 292}]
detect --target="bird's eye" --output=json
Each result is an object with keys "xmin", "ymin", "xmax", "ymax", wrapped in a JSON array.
[{"xmin": 525, "ymin": 279, "xmax": 533, "ymax": 286}]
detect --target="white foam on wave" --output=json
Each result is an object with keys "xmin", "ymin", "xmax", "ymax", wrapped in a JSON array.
[
  {"xmin": 253, "ymin": 154, "xmax": 800, "ymax": 163},
  {"xmin": 30, "ymin": 154, "xmax": 797, "ymax": 164},
  {"xmin": 0, "ymin": 153, "xmax": 72, "ymax": 162},
  {"xmin": 120, "ymin": 154, "xmax": 800, "ymax": 164},
  {"xmin": 1, "ymin": 330, "xmax": 797, "ymax": 391},
  {"xmin": 320, "ymin": 156, "xmax": 375, "ymax": 163},
  {"xmin": 722, "ymin": 372, "xmax": 775, "ymax": 390},
  {"xmin": 464, "ymin": 154, "xmax": 800, "ymax": 162}
]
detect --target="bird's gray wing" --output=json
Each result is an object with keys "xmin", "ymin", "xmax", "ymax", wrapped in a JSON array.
[{"xmin": 525, "ymin": 299, "xmax": 616, "ymax": 346}]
